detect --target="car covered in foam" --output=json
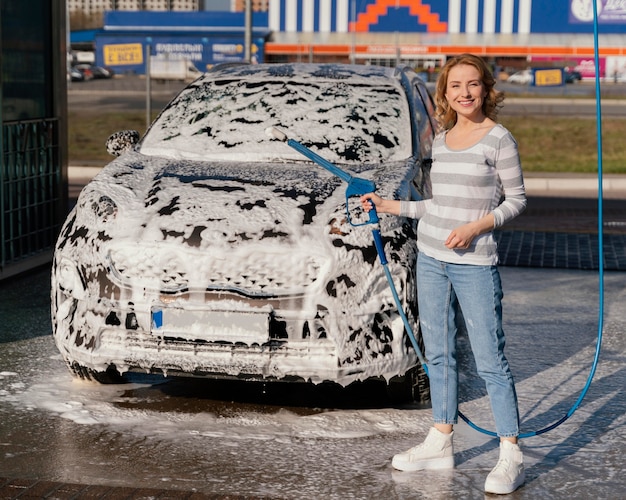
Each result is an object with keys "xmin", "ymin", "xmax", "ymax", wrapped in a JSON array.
[{"xmin": 52, "ymin": 63, "xmax": 435, "ymax": 401}]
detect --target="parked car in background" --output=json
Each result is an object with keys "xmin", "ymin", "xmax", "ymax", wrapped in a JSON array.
[
  {"xmin": 91, "ymin": 65, "xmax": 115, "ymax": 79},
  {"xmin": 68, "ymin": 67, "xmax": 84, "ymax": 82},
  {"xmin": 73, "ymin": 63, "xmax": 114, "ymax": 80},
  {"xmin": 507, "ymin": 69, "xmax": 533, "ymax": 84},
  {"xmin": 73, "ymin": 64, "xmax": 93, "ymax": 81},
  {"xmin": 565, "ymin": 70, "xmax": 582, "ymax": 83},
  {"xmin": 52, "ymin": 63, "xmax": 436, "ymax": 402}
]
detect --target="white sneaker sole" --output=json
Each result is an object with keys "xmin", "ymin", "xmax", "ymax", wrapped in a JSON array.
[
  {"xmin": 391, "ymin": 455, "xmax": 455, "ymax": 472},
  {"xmin": 484, "ymin": 470, "xmax": 526, "ymax": 494}
]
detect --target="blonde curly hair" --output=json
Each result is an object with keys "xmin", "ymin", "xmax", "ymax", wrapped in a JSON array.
[{"xmin": 434, "ymin": 53, "xmax": 504, "ymax": 130}]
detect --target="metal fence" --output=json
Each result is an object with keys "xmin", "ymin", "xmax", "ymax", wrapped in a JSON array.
[{"xmin": 1, "ymin": 118, "xmax": 65, "ymax": 278}]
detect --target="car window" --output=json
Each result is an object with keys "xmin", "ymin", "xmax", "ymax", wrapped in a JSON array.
[
  {"xmin": 415, "ymin": 83, "xmax": 436, "ymax": 155},
  {"xmin": 140, "ymin": 78, "xmax": 413, "ymax": 165}
]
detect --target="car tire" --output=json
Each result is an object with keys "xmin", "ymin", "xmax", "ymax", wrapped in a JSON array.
[
  {"xmin": 69, "ymin": 362, "xmax": 127, "ymax": 384},
  {"xmin": 386, "ymin": 363, "xmax": 430, "ymax": 405}
]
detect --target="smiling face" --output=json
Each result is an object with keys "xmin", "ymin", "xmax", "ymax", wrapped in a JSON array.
[{"xmin": 444, "ymin": 64, "xmax": 487, "ymax": 122}]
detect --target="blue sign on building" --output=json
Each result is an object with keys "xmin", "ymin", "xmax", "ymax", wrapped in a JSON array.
[{"xmin": 94, "ymin": 11, "xmax": 271, "ymax": 74}]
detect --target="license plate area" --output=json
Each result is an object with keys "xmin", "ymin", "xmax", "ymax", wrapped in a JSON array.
[{"xmin": 151, "ymin": 307, "xmax": 270, "ymax": 345}]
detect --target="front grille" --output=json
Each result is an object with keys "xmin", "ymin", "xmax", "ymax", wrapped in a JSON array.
[{"xmin": 106, "ymin": 243, "xmax": 322, "ymax": 294}]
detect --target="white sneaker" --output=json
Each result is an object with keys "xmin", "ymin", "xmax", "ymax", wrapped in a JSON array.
[
  {"xmin": 484, "ymin": 440, "xmax": 525, "ymax": 494},
  {"xmin": 391, "ymin": 427, "xmax": 455, "ymax": 471}
]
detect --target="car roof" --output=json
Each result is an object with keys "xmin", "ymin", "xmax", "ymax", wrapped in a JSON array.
[
  {"xmin": 199, "ymin": 62, "xmax": 408, "ymax": 86},
  {"xmin": 139, "ymin": 62, "xmax": 421, "ymax": 164}
]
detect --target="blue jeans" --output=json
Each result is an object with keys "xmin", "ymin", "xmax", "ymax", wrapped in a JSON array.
[{"xmin": 417, "ymin": 252, "xmax": 520, "ymax": 437}]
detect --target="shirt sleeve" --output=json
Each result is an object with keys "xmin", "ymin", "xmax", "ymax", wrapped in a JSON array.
[
  {"xmin": 399, "ymin": 199, "xmax": 430, "ymax": 219},
  {"xmin": 492, "ymin": 131, "xmax": 527, "ymax": 228}
]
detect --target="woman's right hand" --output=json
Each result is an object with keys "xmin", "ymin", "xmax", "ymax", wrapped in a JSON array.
[
  {"xmin": 360, "ymin": 193, "xmax": 383, "ymax": 213},
  {"xmin": 359, "ymin": 193, "xmax": 401, "ymax": 215}
]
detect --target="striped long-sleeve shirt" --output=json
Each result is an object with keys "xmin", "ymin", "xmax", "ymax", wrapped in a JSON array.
[{"xmin": 400, "ymin": 124, "xmax": 527, "ymax": 266}]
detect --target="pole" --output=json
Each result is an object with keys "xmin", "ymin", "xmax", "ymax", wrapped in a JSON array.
[
  {"xmin": 145, "ymin": 44, "xmax": 151, "ymax": 131},
  {"xmin": 350, "ymin": 0, "xmax": 356, "ymax": 64},
  {"xmin": 244, "ymin": 0, "xmax": 252, "ymax": 63},
  {"xmin": 395, "ymin": 0, "xmax": 400, "ymax": 67}
]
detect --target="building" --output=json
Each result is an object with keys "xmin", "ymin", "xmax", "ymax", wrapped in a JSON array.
[
  {"xmin": 72, "ymin": 1, "xmax": 626, "ymax": 80},
  {"xmin": 67, "ymin": 1, "xmax": 267, "ymax": 15},
  {"xmin": 264, "ymin": 0, "xmax": 626, "ymax": 79},
  {"xmin": 0, "ymin": 0, "xmax": 68, "ymax": 279},
  {"xmin": 68, "ymin": 0, "xmax": 201, "ymax": 13},
  {"xmin": 67, "ymin": 0, "xmax": 267, "ymax": 12}
]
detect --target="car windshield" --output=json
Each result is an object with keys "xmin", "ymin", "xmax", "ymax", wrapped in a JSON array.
[{"xmin": 140, "ymin": 75, "xmax": 413, "ymax": 165}]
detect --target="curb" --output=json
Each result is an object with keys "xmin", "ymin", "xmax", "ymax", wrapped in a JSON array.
[
  {"xmin": 524, "ymin": 175, "xmax": 626, "ymax": 194},
  {"xmin": 69, "ymin": 165, "xmax": 103, "ymax": 178}
]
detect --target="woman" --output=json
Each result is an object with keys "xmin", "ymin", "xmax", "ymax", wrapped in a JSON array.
[{"xmin": 361, "ymin": 54, "xmax": 527, "ymax": 495}]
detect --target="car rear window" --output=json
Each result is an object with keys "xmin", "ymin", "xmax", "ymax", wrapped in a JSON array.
[{"xmin": 140, "ymin": 77, "xmax": 413, "ymax": 165}]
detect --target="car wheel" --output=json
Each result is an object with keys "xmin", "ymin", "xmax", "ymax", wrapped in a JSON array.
[
  {"xmin": 386, "ymin": 364, "xmax": 430, "ymax": 405},
  {"xmin": 69, "ymin": 362, "xmax": 127, "ymax": 384}
]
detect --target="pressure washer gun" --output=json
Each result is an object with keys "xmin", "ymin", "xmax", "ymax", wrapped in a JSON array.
[{"xmin": 265, "ymin": 127, "xmax": 387, "ymax": 264}]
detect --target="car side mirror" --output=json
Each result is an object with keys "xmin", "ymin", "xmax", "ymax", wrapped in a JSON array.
[{"xmin": 106, "ymin": 130, "xmax": 140, "ymax": 157}]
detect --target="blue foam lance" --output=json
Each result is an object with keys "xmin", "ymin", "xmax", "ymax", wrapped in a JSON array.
[
  {"xmin": 265, "ymin": 127, "xmax": 379, "ymax": 228},
  {"xmin": 266, "ymin": 127, "xmax": 417, "ymax": 362}
]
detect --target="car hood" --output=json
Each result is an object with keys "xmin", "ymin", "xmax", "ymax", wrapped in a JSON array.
[
  {"xmin": 85, "ymin": 152, "xmax": 365, "ymax": 242},
  {"xmin": 72, "ymin": 152, "xmax": 411, "ymax": 295}
]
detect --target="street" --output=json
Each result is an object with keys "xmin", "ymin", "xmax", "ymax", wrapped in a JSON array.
[{"xmin": 1, "ymin": 264, "xmax": 624, "ymax": 498}]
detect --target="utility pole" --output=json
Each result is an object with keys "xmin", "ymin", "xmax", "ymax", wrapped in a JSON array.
[
  {"xmin": 145, "ymin": 43, "xmax": 151, "ymax": 131},
  {"xmin": 350, "ymin": 0, "xmax": 356, "ymax": 64},
  {"xmin": 244, "ymin": 0, "xmax": 252, "ymax": 62}
]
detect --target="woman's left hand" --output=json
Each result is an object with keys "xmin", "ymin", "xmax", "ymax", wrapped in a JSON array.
[
  {"xmin": 446, "ymin": 214, "xmax": 496, "ymax": 249},
  {"xmin": 445, "ymin": 223, "xmax": 478, "ymax": 249}
]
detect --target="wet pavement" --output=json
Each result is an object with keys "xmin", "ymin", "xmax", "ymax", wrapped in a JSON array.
[
  {"xmin": 0, "ymin": 478, "xmax": 220, "ymax": 499},
  {"xmin": 1, "ymin": 263, "xmax": 624, "ymax": 499}
]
